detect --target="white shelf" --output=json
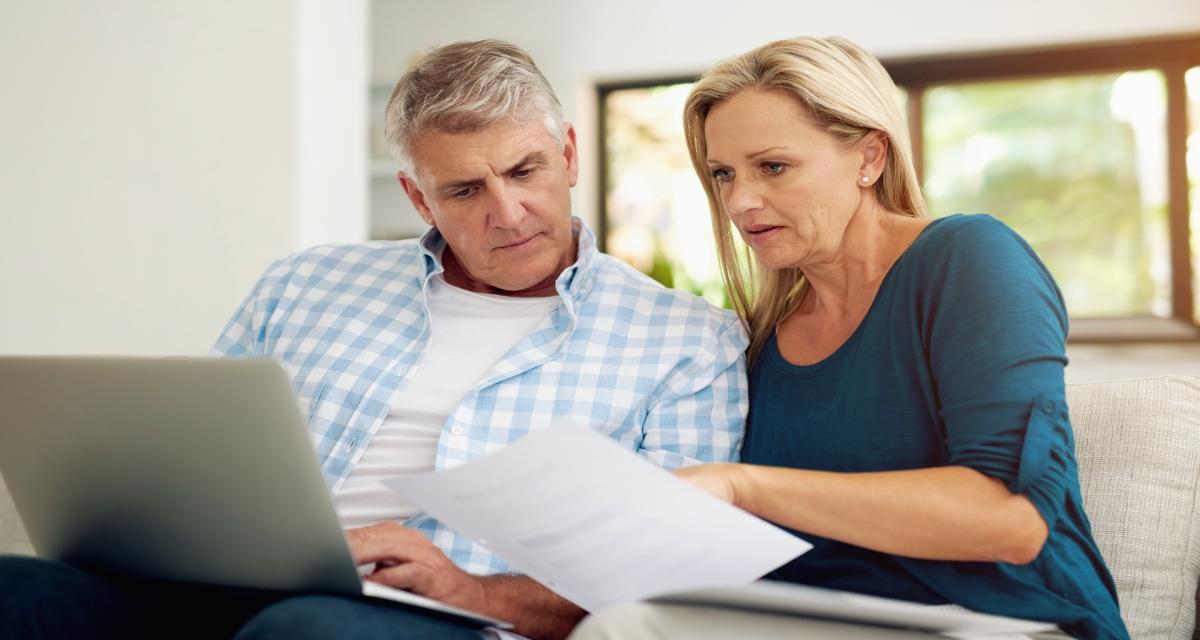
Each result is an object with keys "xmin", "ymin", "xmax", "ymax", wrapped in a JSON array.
[{"xmin": 368, "ymin": 84, "xmax": 421, "ymax": 239}]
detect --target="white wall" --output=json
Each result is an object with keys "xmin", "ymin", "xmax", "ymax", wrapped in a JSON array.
[
  {"xmin": 370, "ymin": 0, "xmax": 1200, "ymax": 231},
  {"xmin": 296, "ymin": 0, "xmax": 369, "ymax": 248},
  {"xmin": 0, "ymin": 0, "xmax": 367, "ymax": 356}
]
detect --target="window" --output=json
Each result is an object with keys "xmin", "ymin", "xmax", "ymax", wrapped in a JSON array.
[
  {"xmin": 599, "ymin": 34, "xmax": 1200, "ymax": 339},
  {"xmin": 601, "ymin": 80, "xmax": 726, "ymax": 306},
  {"xmin": 922, "ymin": 71, "xmax": 1169, "ymax": 318}
]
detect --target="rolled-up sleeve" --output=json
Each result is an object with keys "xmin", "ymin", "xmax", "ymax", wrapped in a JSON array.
[
  {"xmin": 924, "ymin": 216, "xmax": 1074, "ymax": 529},
  {"xmin": 639, "ymin": 314, "xmax": 750, "ymax": 469}
]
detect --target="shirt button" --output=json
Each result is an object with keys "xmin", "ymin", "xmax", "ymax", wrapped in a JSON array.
[
  {"xmin": 1041, "ymin": 401, "xmax": 1054, "ymax": 414},
  {"xmin": 349, "ymin": 436, "xmax": 359, "ymax": 448},
  {"xmin": 450, "ymin": 426, "xmax": 464, "ymax": 436}
]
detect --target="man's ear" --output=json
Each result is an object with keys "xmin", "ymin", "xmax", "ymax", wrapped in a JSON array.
[
  {"xmin": 398, "ymin": 172, "xmax": 436, "ymax": 226},
  {"xmin": 561, "ymin": 123, "xmax": 579, "ymax": 188}
]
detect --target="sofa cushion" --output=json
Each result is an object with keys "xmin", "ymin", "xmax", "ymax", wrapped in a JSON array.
[{"xmin": 1068, "ymin": 376, "xmax": 1200, "ymax": 640}]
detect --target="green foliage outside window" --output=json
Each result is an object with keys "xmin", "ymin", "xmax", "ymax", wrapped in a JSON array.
[{"xmin": 924, "ymin": 72, "xmax": 1170, "ymax": 318}]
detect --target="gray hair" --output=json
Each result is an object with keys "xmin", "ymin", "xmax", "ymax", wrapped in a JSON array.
[{"xmin": 383, "ymin": 39, "xmax": 565, "ymax": 177}]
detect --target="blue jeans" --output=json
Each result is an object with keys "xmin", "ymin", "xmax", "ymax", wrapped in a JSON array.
[{"xmin": 0, "ymin": 555, "xmax": 486, "ymax": 639}]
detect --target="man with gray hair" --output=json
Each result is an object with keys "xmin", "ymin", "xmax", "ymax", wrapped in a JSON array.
[{"xmin": 0, "ymin": 40, "xmax": 747, "ymax": 640}]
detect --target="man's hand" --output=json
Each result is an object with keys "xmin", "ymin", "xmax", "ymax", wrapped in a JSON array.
[
  {"xmin": 345, "ymin": 521, "xmax": 487, "ymax": 613},
  {"xmin": 346, "ymin": 521, "xmax": 585, "ymax": 639}
]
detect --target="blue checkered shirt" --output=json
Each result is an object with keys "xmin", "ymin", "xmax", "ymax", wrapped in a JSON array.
[{"xmin": 212, "ymin": 219, "xmax": 749, "ymax": 575}]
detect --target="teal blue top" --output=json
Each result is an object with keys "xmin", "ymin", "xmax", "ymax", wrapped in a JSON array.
[{"xmin": 742, "ymin": 214, "xmax": 1128, "ymax": 639}]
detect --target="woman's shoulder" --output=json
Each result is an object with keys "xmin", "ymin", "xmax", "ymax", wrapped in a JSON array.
[
  {"xmin": 917, "ymin": 213, "xmax": 1024, "ymax": 251},
  {"xmin": 907, "ymin": 213, "xmax": 1042, "ymax": 274},
  {"xmin": 902, "ymin": 213, "xmax": 1065, "ymax": 316}
]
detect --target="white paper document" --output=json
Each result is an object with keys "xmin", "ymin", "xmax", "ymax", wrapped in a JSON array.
[{"xmin": 385, "ymin": 423, "xmax": 811, "ymax": 612}]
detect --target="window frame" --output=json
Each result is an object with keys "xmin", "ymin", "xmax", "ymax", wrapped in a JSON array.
[{"xmin": 596, "ymin": 34, "xmax": 1200, "ymax": 342}]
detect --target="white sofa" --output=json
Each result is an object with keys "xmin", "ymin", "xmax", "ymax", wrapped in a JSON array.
[
  {"xmin": 1066, "ymin": 376, "xmax": 1200, "ymax": 640},
  {"xmin": 1, "ymin": 375, "xmax": 1198, "ymax": 639}
]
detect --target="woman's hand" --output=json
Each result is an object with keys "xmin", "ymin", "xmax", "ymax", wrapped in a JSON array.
[{"xmin": 674, "ymin": 463, "xmax": 747, "ymax": 506}]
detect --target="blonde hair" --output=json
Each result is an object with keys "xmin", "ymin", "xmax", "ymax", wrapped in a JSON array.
[
  {"xmin": 683, "ymin": 36, "xmax": 926, "ymax": 363},
  {"xmin": 384, "ymin": 39, "xmax": 564, "ymax": 176}
]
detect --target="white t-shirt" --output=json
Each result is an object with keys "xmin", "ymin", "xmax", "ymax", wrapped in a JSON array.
[{"xmin": 333, "ymin": 274, "xmax": 559, "ymax": 529}]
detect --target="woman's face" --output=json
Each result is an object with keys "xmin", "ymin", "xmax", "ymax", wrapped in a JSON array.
[{"xmin": 703, "ymin": 88, "xmax": 867, "ymax": 270}]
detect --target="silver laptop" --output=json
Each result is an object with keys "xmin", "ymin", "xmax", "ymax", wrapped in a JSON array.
[{"xmin": 0, "ymin": 356, "xmax": 511, "ymax": 630}]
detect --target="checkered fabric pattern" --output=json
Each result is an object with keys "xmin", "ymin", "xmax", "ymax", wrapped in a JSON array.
[{"xmin": 212, "ymin": 219, "xmax": 749, "ymax": 575}]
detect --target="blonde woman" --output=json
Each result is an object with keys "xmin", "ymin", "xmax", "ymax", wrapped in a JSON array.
[{"xmin": 571, "ymin": 37, "xmax": 1126, "ymax": 640}]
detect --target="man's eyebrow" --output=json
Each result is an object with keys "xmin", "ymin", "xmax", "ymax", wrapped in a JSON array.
[
  {"xmin": 505, "ymin": 151, "xmax": 547, "ymax": 174},
  {"xmin": 435, "ymin": 176, "xmax": 484, "ymax": 196},
  {"xmin": 434, "ymin": 152, "xmax": 550, "ymax": 195}
]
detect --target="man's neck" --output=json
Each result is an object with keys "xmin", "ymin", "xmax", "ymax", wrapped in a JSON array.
[{"xmin": 440, "ymin": 240, "xmax": 577, "ymax": 298}]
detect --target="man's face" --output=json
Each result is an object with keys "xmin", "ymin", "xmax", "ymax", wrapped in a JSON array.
[{"xmin": 399, "ymin": 118, "xmax": 579, "ymax": 295}]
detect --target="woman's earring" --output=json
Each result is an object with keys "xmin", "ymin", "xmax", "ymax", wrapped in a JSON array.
[{"xmin": 860, "ymin": 175, "xmax": 870, "ymax": 184}]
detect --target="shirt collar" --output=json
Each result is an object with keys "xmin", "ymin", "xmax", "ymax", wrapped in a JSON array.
[{"xmin": 417, "ymin": 217, "xmax": 599, "ymax": 304}]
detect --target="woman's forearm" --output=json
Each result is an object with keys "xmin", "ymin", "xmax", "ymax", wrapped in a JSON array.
[{"xmin": 731, "ymin": 464, "xmax": 1048, "ymax": 564}]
